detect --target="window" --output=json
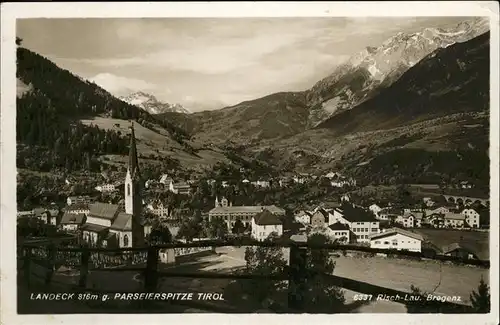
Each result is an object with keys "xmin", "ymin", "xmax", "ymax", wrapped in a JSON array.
[
  {"xmin": 392, "ymin": 240, "xmax": 398, "ymax": 246},
  {"xmin": 365, "ymin": 228, "xmax": 368, "ymax": 232},
  {"xmin": 127, "ymin": 184, "xmax": 131, "ymax": 196},
  {"xmin": 123, "ymin": 234, "xmax": 129, "ymax": 247},
  {"xmin": 384, "ymin": 241, "xmax": 389, "ymax": 245},
  {"xmin": 375, "ymin": 241, "xmax": 381, "ymax": 244}
]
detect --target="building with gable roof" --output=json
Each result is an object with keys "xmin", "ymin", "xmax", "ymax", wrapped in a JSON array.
[
  {"xmin": 209, "ymin": 197, "xmax": 285, "ymax": 230},
  {"xmin": 251, "ymin": 209, "xmax": 283, "ymax": 241},
  {"xmin": 369, "ymin": 227, "xmax": 424, "ymax": 252},
  {"xmin": 80, "ymin": 123, "xmax": 147, "ymax": 248}
]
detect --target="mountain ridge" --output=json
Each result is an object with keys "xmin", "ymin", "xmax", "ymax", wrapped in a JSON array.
[{"xmin": 120, "ymin": 91, "xmax": 191, "ymax": 115}]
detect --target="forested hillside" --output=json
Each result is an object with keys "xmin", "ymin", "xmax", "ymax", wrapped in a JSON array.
[{"xmin": 16, "ymin": 45, "xmax": 190, "ymax": 172}]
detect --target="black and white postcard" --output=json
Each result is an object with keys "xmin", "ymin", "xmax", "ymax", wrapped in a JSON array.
[{"xmin": 1, "ymin": 2, "xmax": 499, "ymax": 325}]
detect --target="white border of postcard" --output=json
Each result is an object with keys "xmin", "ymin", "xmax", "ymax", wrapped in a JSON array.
[{"xmin": 1, "ymin": 2, "xmax": 499, "ymax": 325}]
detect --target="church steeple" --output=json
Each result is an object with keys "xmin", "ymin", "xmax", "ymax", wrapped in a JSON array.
[
  {"xmin": 124, "ymin": 121, "xmax": 145, "ymax": 247},
  {"xmin": 128, "ymin": 122, "xmax": 140, "ymax": 178}
]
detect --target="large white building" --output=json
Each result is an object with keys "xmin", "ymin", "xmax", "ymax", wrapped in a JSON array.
[
  {"xmin": 251, "ymin": 209, "xmax": 283, "ymax": 241},
  {"xmin": 369, "ymin": 228, "xmax": 424, "ymax": 252},
  {"xmin": 329, "ymin": 205, "xmax": 379, "ymax": 243},
  {"xmin": 95, "ymin": 184, "xmax": 116, "ymax": 193},
  {"xmin": 209, "ymin": 197, "xmax": 285, "ymax": 230},
  {"xmin": 461, "ymin": 208, "xmax": 480, "ymax": 228}
]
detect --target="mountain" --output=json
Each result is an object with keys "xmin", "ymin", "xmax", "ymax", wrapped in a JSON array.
[
  {"xmin": 175, "ymin": 17, "xmax": 489, "ymax": 146},
  {"xmin": 306, "ymin": 17, "xmax": 489, "ymax": 126},
  {"xmin": 262, "ymin": 31, "xmax": 490, "ymax": 185},
  {"xmin": 316, "ymin": 31, "xmax": 490, "ymax": 134},
  {"xmin": 159, "ymin": 91, "xmax": 309, "ymax": 146},
  {"xmin": 120, "ymin": 91, "xmax": 191, "ymax": 115}
]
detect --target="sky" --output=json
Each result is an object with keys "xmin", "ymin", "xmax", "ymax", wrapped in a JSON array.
[{"xmin": 17, "ymin": 17, "xmax": 471, "ymax": 111}]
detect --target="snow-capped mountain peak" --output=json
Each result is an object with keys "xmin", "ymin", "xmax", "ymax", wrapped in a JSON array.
[
  {"xmin": 120, "ymin": 92, "xmax": 190, "ymax": 114},
  {"xmin": 306, "ymin": 17, "xmax": 490, "ymax": 126}
]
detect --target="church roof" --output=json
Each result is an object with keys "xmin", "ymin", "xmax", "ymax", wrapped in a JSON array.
[
  {"xmin": 110, "ymin": 212, "xmax": 132, "ymax": 231},
  {"xmin": 89, "ymin": 202, "xmax": 119, "ymax": 220}
]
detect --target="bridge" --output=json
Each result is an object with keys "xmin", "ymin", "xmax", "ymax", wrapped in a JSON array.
[{"xmin": 442, "ymin": 195, "xmax": 489, "ymax": 206}]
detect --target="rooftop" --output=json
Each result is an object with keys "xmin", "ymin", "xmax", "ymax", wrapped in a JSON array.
[
  {"xmin": 110, "ymin": 212, "xmax": 132, "ymax": 231},
  {"xmin": 341, "ymin": 205, "xmax": 377, "ymax": 222},
  {"xmin": 253, "ymin": 209, "xmax": 282, "ymax": 226},
  {"xmin": 370, "ymin": 227, "xmax": 424, "ymax": 241},
  {"xmin": 89, "ymin": 202, "xmax": 120, "ymax": 220},
  {"xmin": 60, "ymin": 212, "xmax": 86, "ymax": 225},
  {"xmin": 328, "ymin": 222, "xmax": 350, "ymax": 231},
  {"xmin": 81, "ymin": 223, "xmax": 109, "ymax": 233},
  {"xmin": 210, "ymin": 205, "xmax": 285, "ymax": 215}
]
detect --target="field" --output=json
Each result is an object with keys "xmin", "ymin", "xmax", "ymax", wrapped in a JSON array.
[{"xmin": 413, "ymin": 228, "xmax": 490, "ymax": 260}]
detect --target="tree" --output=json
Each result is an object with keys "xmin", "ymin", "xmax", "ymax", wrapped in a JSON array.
[
  {"xmin": 149, "ymin": 224, "xmax": 172, "ymax": 245},
  {"xmin": 242, "ymin": 240, "xmax": 287, "ymax": 307},
  {"xmin": 470, "ymin": 276, "xmax": 490, "ymax": 313},
  {"xmin": 205, "ymin": 217, "xmax": 228, "ymax": 240},
  {"xmin": 231, "ymin": 219, "xmax": 245, "ymax": 235},
  {"xmin": 301, "ymin": 233, "xmax": 345, "ymax": 312}
]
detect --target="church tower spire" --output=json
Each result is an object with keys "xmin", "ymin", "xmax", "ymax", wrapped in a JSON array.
[
  {"xmin": 128, "ymin": 122, "xmax": 140, "ymax": 179},
  {"xmin": 124, "ymin": 122, "xmax": 145, "ymax": 247}
]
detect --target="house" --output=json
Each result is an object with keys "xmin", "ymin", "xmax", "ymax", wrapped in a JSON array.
[
  {"xmin": 377, "ymin": 207, "xmax": 402, "ymax": 222},
  {"xmin": 294, "ymin": 210, "xmax": 312, "ymax": 225},
  {"xmin": 65, "ymin": 203, "xmax": 90, "ymax": 215},
  {"xmin": 159, "ymin": 174, "xmax": 173, "ymax": 186},
  {"xmin": 66, "ymin": 195, "xmax": 91, "ymax": 206},
  {"xmin": 310, "ymin": 209, "xmax": 330, "ymax": 228},
  {"xmin": 242, "ymin": 179, "xmax": 250, "ymax": 184},
  {"xmin": 396, "ymin": 212, "xmax": 423, "ymax": 228},
  {"xmin": 369, "ymin": 228, "xmax": 424, "ymax": 252},
  {"xmin": 459, "ymin": 181, "xmax": 473, "ymax": 189},
  {"xmin": 95, "ymin": 183, "xmax": 116, "ymax": 193},
  {"xmin": 442, "ymin": 243, "xmax": 478, "ymax": 260},
  {"xmin": 422, "ymin": 197, "xmax": 435, "ymax": 207},
  {"xmin": 330, "ymin": 177, "xmax": 356, "ymax": 188},
  {"xmin": 426, "ymin": 206, "xmax": 451, "ymax": 216},
  {"xmin": 147, "ymin": 200, "xmax": 170, "ymax": 219},
  {"xmin": 328, "ymin": 222, "xmax": 350, "ymax": 243},
  {"xmin": 330, "ymin": 205, "xmax": 379, "ymax": 243},
  {"xmin": 325, "ymin": 171, "xmax": 342, "ymax": 179},
  {"xmin": 427, "ymin": 213, "xmax": 446, "ymax": 228},
  {"xmin": 251, "ymin": 209, "xmax": 283, "ymax": 241},
  {"xmin": 251, "ymin": 180, "xmax": 270, "ymax": 188},
  {"xmin": 209, "ymin": 203, "xmax": 285, "ymax": 231},
  {"xmin": 443, "ymin": 212, "xmax": 466, "ymax": 228},
  {"xmin": 169, "ymin": 181, "xmax": 191, "ymax": 195},
  {"xmin": 461, "ymin": 208, "xmax": 480, "ymax": 228},
  {"xmin": 59, "ymin": 212, "xmax": 86, "ymax": 232},
  {"xmin": 31, "ymin": 208, "xmax": 59, "ymax": 226},
  {"xmin": 221, "ymin": 181, "xmax": 229, "ymax": 188}
]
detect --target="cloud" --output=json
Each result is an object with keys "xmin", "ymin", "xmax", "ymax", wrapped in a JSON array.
[{"xmin": 89, "ymin": 73, "xmax": 165, "ymax": 97}]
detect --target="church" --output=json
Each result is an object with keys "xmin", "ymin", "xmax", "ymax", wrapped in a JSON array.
[{"xmin": 81, "ymin": 123, "xmax": 149, "ymax": 248}]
